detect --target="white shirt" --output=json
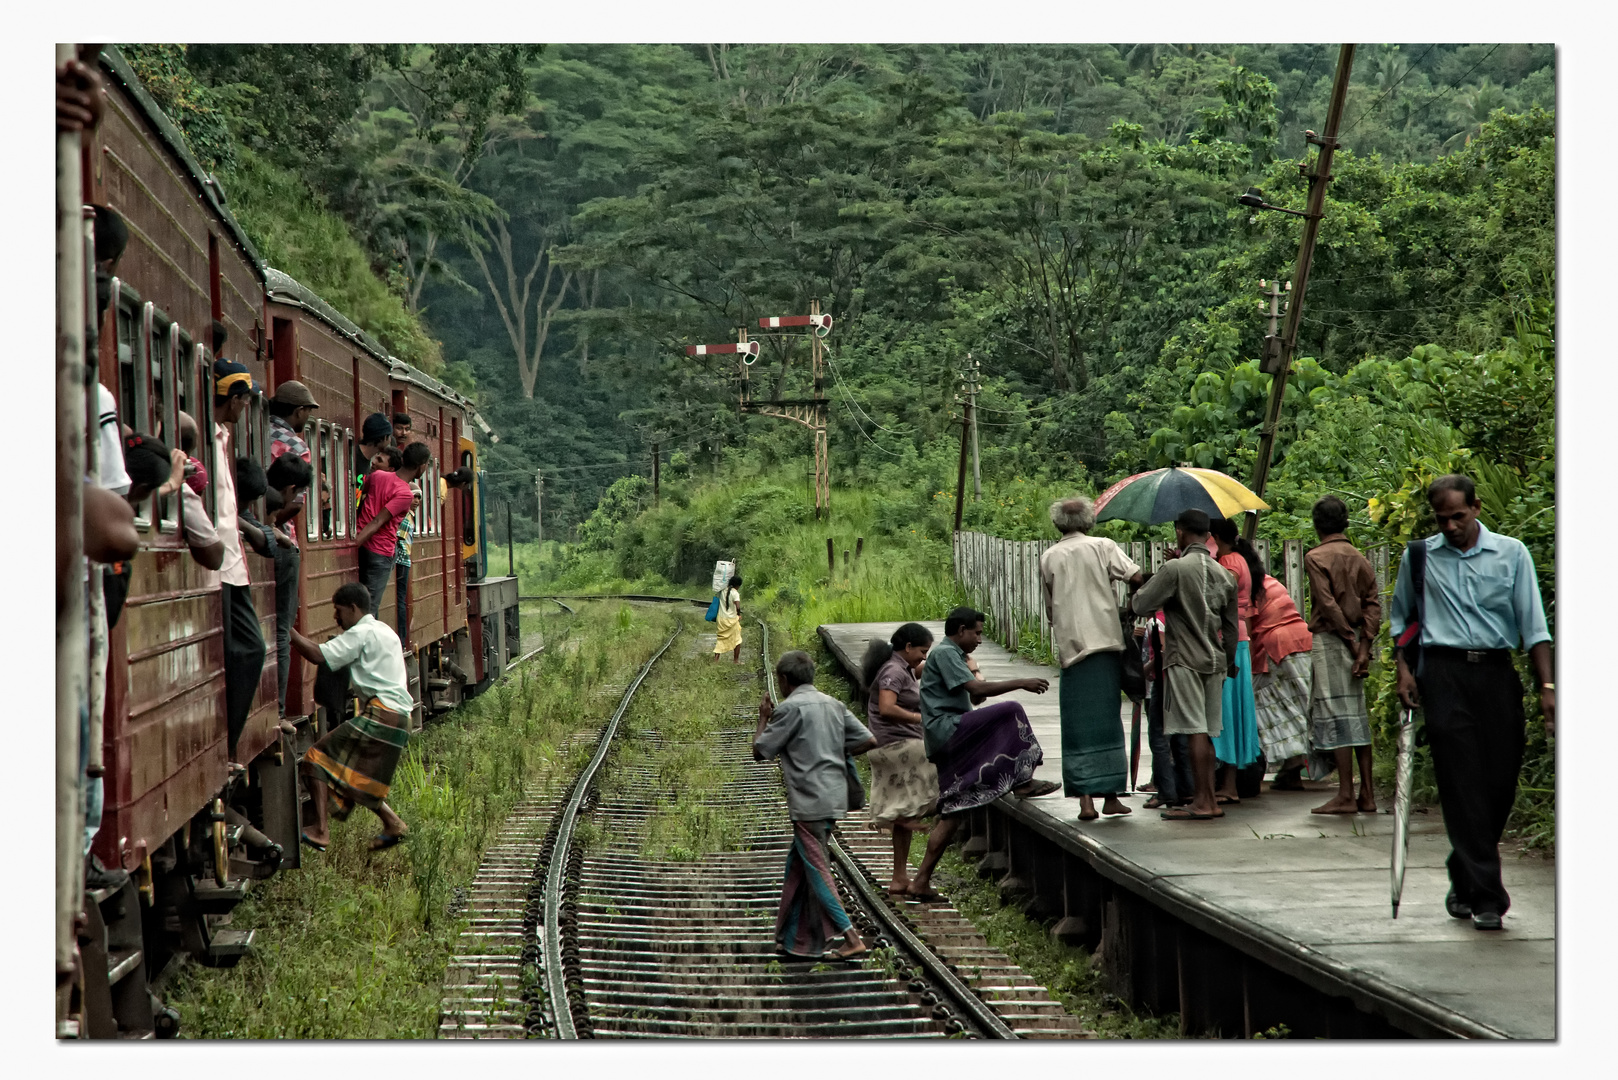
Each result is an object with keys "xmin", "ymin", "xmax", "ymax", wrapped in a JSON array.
[
  {"xmin": 213, "ymin": 423, "xmax": 249, "ymax": 587},
  {"xmin": 96, "ymin": 384, "xmax": 130, "ymax": 494},
  {"xmin": 1039, "ymin": 532, "xmax": 1141, "ymax": 668},
  {"xmin": 318, "ymin": 614, "xmax": 413, "ymax": 716},
  {"xmin": 180, "ymin": 486, "xmax": 218, "ymax": 548}
]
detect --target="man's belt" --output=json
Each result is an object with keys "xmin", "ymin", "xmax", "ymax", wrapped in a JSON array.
[{"xmin": 1423, "ymin": 646, "xmax": 1513, "ymax": 666}]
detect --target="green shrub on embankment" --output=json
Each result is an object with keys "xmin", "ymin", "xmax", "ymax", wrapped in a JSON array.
[{"xmin": 166, "ymin": 603, "xmax": 673, "ymax": 1038}]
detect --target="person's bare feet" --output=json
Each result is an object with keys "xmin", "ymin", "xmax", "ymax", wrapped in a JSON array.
[
  {"xmin": 1311, "ymin": 795, "xmax": 1359, "ymax": 814},
  {"xmin": 1077, "ymin": 794, "xmax": 1099, "ymax": 821},
  {"xmin": 888, "ymin": 877, "xmax": 911, "ymax": 895},
  {"xmin": 1102, "ymin": 796, "xmax": 1132, "ymax": 816},
  {"xmin": 1357, "ymin": 791, "xmax": 1378, "ymax": 813}
]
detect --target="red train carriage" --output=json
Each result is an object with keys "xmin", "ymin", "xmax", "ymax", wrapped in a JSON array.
[{"xmin": 63, "ymin": 47, "xmax": 522, "ymax": 1039}]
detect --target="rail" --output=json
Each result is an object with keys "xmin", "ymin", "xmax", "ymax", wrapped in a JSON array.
[
  {"xmin": 759, "ymin": 618, "xmax": 1018, "ymax": 1040},
  {"xmin": 542, "ymin": 622, "xmax": 683, "ymax": 1039}
]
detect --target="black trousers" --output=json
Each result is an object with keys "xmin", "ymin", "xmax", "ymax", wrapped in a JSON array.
[
  {"xmin": 223, "ymin": 582, "xmax": 266, "ymax": 758},
  {"xmin": 395, "ymin": 562, "xmax": 411, "ymax": 642},
  {"xmin": 273, "ymin": 543, "xmax": 300, "ymax": 713},
  {"xmin": 1146, "ymin": 684, "xmax": 1193, "ymax": 803},
  {"xmin": 1418, "ymin": 652, "xmax": 1526, "ymax": 915},
  {"xmin": 356, "ymin": 547, "xmax": 393, "ymax": 618}
]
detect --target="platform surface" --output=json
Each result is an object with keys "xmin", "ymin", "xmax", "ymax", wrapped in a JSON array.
[{"xmin": 818, "ymin": 620, "xmax": 1555, "ymax": 1040}]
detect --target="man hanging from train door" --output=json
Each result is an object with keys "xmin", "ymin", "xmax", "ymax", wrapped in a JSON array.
[{"xmin": 213, "ymin": 355, "xmax": 267, "ymax": 772}]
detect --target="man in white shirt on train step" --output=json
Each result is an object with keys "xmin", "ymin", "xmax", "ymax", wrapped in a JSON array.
[{"xmin": 289, "ymin": 582, "xmax": 413, "ymax": 853}]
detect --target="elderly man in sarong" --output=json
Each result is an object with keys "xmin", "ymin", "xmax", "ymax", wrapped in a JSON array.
[
  {"xmin": 754, "ymin": 651, "xmax": 877, "ymax": 960},
  {"xmin": 290, "ymin": 582, "xmax": 414, "ymax": 852},
  {"xmin": 1040, "ymin": 495, "xmax": 1145, "ymax": 820}
]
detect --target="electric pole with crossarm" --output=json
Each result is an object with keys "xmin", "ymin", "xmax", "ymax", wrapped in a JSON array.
[{"xmin": 1241, "ymin": 43, "xmax": 1357, "ymax": 542}]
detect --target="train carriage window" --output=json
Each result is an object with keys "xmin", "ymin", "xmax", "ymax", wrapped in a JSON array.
[{"xmin": 461, "ymin": 449, "xmax": 476, "ymax": 547}]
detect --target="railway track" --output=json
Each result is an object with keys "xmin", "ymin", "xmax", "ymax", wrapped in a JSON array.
[{"xmin": 441, "ymin": 597, "xmax": 1087, "ymax": 1039}]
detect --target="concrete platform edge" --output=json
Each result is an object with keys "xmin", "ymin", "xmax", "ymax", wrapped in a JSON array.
[{"xmin": 817, "ymin": 624, "xmax": 1518, "ymax": 1041}]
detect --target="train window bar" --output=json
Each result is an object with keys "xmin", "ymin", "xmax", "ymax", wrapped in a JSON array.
[
  {"xmin": 130, "ymin": 301, "xmax": 156, "ymax": 529},
  {"xmin": 306, "ymin": 414, "xmax": 320, "ymax": 543},
  {"xmin": 195, "ymin": 344, "xmax": 217, "ymax": 522},
  {"xmin": 334, "ymin": 427, "xmax": 348, "ymax": 538},
  {"xmin": 318, "ymin": 421, "xmax": 334, "ymax": 540},
  {"xmin": 461, "ymin": 447, "xmax": 475, "ymax": 548},
  {"xmin": 154, "ymin": 320, "xmax": 181, "ymax": 535}
]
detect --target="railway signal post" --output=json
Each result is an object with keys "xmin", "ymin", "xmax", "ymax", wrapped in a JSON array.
[{"xmin": 686, "ymin": 301, "xmax": 835, "ymax": 518}]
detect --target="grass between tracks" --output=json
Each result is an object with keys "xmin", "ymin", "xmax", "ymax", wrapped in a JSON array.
[
  {"xmin": 920, "ymin": 846, "xmax": 1183, "ymax": 1040},
  {"xmin": 597, "ymin": 629, "xmax": 763, "ymax": 861},
  {"xmin": 166, "ymin": 603, "xmax": 674, "ymax": 1039}
]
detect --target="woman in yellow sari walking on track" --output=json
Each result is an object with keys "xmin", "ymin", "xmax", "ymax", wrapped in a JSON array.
[{"xmin": 713, "ymin": 573, "xmax": 744, "ymax": 662}]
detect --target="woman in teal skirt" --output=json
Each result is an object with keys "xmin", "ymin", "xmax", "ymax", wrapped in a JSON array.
[{"xmin": 1209, "ymin": 519, "xmax": 1262, "ymax": 803}]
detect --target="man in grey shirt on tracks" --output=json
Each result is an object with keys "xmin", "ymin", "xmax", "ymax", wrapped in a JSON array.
[
  {"xmin": 1131, "ymin": 509, "xmax": 1239, "ymax": 821},
  {"xmin": 754, "ymin": 650, "xmax": 878, "ymax": 959}
]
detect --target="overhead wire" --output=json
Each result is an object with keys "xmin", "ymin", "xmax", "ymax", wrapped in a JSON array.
[{"xmin": 1339, "ymin": 44, "xmax": 1438, "ymax": 139}]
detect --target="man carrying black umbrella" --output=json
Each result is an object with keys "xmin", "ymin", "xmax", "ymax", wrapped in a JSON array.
[
  {"xmin": 1131, "ymin": 509, "xmax": 1240, "ymax": 820},
  {"xmin": 1389, "ymin": 474, "xmax": 1553, "ymax": 931}
]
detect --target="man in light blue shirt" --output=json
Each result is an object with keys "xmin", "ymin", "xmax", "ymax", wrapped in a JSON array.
[{"xmin": 1388, "ymin": 474, "xmax": 1553, "ymax": 931}]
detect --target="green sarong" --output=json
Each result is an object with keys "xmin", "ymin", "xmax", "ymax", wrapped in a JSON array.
[{"xmin": 1059, "ymin": 651, "xmax": 1127, "ymax": 796}]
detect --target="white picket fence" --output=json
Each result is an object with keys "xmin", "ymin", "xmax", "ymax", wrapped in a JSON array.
[{"xmin": 951, "ymin": 530, "xmax": 1392, "ymax": 660}]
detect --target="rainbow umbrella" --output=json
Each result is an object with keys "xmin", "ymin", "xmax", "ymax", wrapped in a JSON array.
[{"xmin": 1094, "ymin": 467, "xmax": 1269, "ymax": 525}]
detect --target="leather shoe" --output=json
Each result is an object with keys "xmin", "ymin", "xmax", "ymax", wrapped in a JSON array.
[
  {"xmin": 1472, "ymin": 910, "xmax": 1503, "ymax": 931},
  {"xmin": 1445, "ymin": 890, "xmax": 1472, "ymax": 919}
]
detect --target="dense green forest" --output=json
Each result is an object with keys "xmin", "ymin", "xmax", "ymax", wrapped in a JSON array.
[
  {"xmin": 122, "ymin": 40, "xmax": 1555, "ymax": 841},
  {"xmin": 124, "ymin": 43, "xmax": 1552, "ymax": 537}
]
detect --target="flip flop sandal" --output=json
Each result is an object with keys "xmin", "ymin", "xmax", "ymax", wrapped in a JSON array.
[
  {"xmin": 369, "ymin": 832, "xmax": 408, "ymax": 851},
  {"xmin": 904, "ymin": 888, "xmax": 945, "ymax": 902},
  {"xmin": 1142, "ymin": 798, "xmax": 1168, "ymax": 810},
  {"xmin": 299, "ymin": 833, "xmax": 328, "ymax": 852},
  {"xmin": 1160, "ymin": 809, "xmax": 1221, "ymax": 820},
  {"xmin": 1215, "ymin": 794, "xmax": 1241, "ymax": 805},
  {"xmin": 1014, "ymin": 780, "xmax": 1061, "ymax": 798},
  {"xmin": 824, "ymin": 948, "xmax": 869, "ymax": 962}
]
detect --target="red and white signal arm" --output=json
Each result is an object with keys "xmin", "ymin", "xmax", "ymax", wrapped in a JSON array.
[
  {"xmin": 685, "ymin": 340, "xmax": 762, "ymax": 364},
  {"xmin": 759, "ymin": 313, "xmax": 834, "ymax": 338}
]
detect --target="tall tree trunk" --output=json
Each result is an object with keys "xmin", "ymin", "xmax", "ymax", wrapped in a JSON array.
[{"xmin": 466, "ymin": 217, "xmax": 573, "ymax": 398}]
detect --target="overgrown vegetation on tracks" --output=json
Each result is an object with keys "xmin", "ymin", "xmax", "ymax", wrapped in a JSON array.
[
  {"xmin": 923, "ymin": 847, "xmax": 1182, "ymax": 1040},
  {"xmin": 166, "ymin": 603, "xmax": 673, "ymax": 1038},
  {"xmin": 600, "ymin": 631, "xmax": 763, "ymax": 861}
]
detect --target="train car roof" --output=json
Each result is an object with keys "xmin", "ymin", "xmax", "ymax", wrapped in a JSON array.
[
  {"xmin": 97, "ymin": 46, "xmax": 266, "ymax": 280},
  {"xmin": 263, "ymin": 267, "xmax": 392, "ymax": 364},
  {"xmin": 265, "ymin": 266, "xmax": 477, "ymax": 414}
]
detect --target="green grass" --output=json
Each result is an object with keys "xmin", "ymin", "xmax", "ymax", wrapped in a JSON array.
[
  {"xmin": 922, "ymin": 845, "xmax": 1182, "ymax": 1040},
  {"xmin": 166, "ymin": 603, "xmax": 674, "ymax": 1038}
]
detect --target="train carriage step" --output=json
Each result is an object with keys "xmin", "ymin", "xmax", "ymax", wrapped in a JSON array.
[
  {"xmin": 106, "ymin": 948, "xmax": 143, "ymax": 987},
  {"xmin": 191, "ymin": 879, "xmax": 251, "ymax": 913},
  {"xmin": 203, "ymin": 928, "xmax": 255, "ymax": 966}
]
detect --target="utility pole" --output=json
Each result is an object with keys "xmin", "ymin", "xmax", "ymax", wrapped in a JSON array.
[
  {"xmin": 1244, "ymin": 42, "xmax": 1356, "ymax": 542},
  {"xmin": 652, "ymin": 442, "xmax": 660, "ymax": 507},
  {"xmin": 953, "ymin": 386, "xmax": 973, "ymax": 534},
  {"xmin": 965, "ymin": 354, "xmax": 982, "ymax": 500},
  {"xmin": 1257, "ymin": 278, "xmax": 1288, "ymax": 373},
  {"xmin": 534, "ymin": 469, "xmax": 544, "ymax": 545}
]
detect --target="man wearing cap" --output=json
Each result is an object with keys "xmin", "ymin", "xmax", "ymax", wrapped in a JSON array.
[
  {"xmin": 213, "ymin": 356, "xmax": 267, "ymax": 768},
  {"xmin": 1130, "ymin": 509, "xmax": 1240, "ymax": 821},
  {"xmin": 267, "ymin": 381, "xmax": 319, "ymax": 714}
]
